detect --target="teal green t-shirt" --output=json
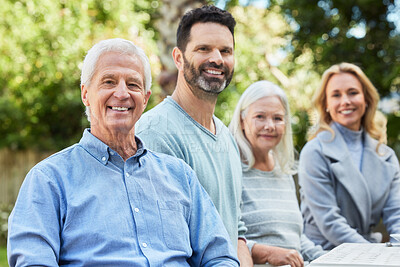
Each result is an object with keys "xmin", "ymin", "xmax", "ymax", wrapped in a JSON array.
[{"xmin": 136, "ymin": 97, "xmax": 245, "ymax": 249}]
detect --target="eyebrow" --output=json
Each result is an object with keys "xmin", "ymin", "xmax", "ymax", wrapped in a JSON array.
[
  {"xmin": 193, "ymin": 44, "xmax": 233, "ymax": 51},
  {"xmin": 100, "ymin": 73, "xmax": 144, "ymax": 85},
  {"xmin": 254, "ymin": 111, "xmax": 285, "ymax": 116},
  {"xmin": 330, "ymin": 87, "xmax": 361, "ymax": 92},
  {"xmin": 126, "ymin": 76, "xmax": 144, "ymax": 86},
  {"xmin": 100, "ymin": 74, "xmax": 117, "ymax": 80}
]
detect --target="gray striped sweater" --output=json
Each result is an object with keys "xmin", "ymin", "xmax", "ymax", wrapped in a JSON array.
[{"xmin": 241, "ymin": 166, "xmax": 326, "ymax": 261}]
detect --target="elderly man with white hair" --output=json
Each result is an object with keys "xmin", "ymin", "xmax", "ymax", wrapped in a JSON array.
[{"xmin": 7, "ymin": 38, "xmax": 239, "ymax": 267}]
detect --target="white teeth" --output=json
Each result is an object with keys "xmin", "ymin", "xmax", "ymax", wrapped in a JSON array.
[
  {"xmin": 341, "ymin": 110, "xmax": 353, "ymax": 115},
  {"xmin": 111, "ymin": 107, "xmax": 128, "ymax": 111},
  {"xmin": 205, "ymin": 69, "xmax": 222, "ymax": 75}
]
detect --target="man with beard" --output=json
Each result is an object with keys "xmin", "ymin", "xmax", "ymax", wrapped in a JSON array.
[{"xmin": 136, "ymin": 5, "xmax": 253, "ymax": 266}]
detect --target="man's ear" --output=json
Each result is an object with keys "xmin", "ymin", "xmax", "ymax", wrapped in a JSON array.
[
  {"xmin": 81, "ymin": 84, "xmax": 90, "ymax": 107},
  {"xmin": 172, "ymin": 47, "xmax": 184, "ymax": 71},
  {"xmin": 143, "ymin": 90, "xmax": 152, "ymax": 108}
]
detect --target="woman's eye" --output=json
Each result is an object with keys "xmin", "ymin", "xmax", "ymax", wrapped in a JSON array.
[{"xmin": 349, "ymin": 91, "xmax": 359, "ymax": 95}]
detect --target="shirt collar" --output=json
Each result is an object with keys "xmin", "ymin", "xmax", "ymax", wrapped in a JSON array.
[{"xmin": 79, "ymin": 129, "xmax": 147, "ymax": 165}]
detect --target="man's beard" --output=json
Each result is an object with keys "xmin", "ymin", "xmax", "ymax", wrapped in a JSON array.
[{"xmin": 183, "ymin": 55, "xmax": 233, "ymax": 96}]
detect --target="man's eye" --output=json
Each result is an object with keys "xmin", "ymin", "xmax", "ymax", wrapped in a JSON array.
[{"xmin": 128, "ymin": 84, "xmax": 144, "ymax": 91}]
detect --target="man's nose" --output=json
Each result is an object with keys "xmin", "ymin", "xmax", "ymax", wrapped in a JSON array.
[
  {"xmin": 113, "ymin": 81, "xmax": 130, "ymax": 99},
  {"xmin": 209, "ymin": 49, "xmax": 223, "ymax": 66}
]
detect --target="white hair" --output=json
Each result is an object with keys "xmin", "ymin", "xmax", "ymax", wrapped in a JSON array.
[
  {"xmin": 228, "ymin": 80, "xmax": 297, "ymax": 174},
  {"xmin": 80, "ymin": 38, "xmax": 152, "ymax": 121}
]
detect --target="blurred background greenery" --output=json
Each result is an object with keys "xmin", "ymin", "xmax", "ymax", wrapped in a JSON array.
[
  {"xmin": 0, "ymin": 0, "xmax": 399, "ymax": 261},
  {"xmin": 0, "ymin": 0, "xmax": 399, "ymax": 153}
]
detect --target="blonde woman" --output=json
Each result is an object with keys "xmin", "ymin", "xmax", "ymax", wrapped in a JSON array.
[
  {"xmin": 229, "ymin": 81, "xmax": 325, "ymax": 267},
  {"xmin": 299, "ymin": 62, "xmax": 400, "ymax": 250}
]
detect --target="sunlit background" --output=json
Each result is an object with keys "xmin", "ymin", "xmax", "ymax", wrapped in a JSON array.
[{"xmin": 0, "ymin": 0, "xmax": 399, "ymax": 263}]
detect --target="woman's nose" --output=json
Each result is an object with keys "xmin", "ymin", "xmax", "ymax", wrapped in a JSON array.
[{"xmin": 263, "ymin": 118, "xmax": 275, "ymax": 130}]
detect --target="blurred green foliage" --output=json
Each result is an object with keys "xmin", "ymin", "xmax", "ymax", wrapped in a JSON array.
[
  {"xmin": 0, "ymin": 204, "xmax": 12, "ymax": 246},
  {"xmin": 274, "ymin": 0, "xmax": 400, "ymax": 153},
  {"xmin": 0, "ymin": 0, "xmax": 160, "ymax": 150},
  {"xmin": 0, "ymin": 0, "xmax": 399, "ymax": 155},
  {"xmin": 0, "ymin": 246, "xmax": 6, "ymax": 267},
  {"xmin": 277, "ymin": 0, "xmax": 400, "ymax": 97}
]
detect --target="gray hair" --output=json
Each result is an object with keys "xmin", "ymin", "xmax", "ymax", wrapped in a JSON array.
[
  {"xmin": 228, "ymin": 80, "xmax": 297, "ymax": 174},
  {"xmin": 80, "ymin": 38, "xmax": 152, "ymax": 121}
]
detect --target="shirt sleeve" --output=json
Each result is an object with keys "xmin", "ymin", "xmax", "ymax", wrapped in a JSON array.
[
  {"xmin": 300, "ymin": 233, "xmax": 327, "ymax": 261},
  {"xmin": 8, "ymin": 167, "xmax": 64, "ymax": 266},
  {"xmin": 299, "ymin": 141, "xmax": 369, "ymax": 246},
  {"xmin": 185, "ymin": 166, "xmax": 239, "ymax": 267},
  {"xmin": 382, "ymin": 151, "xmax": 400, "ymax": 234},
  {"xmin": 238, "ymin": 190, "xmax": 247, "ymax": 240}
]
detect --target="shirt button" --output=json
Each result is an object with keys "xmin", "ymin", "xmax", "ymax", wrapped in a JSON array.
[
  {"xmin": 142, "ymin": 242, "xmax": 147, "ymax": 248},
  {"xmin": 134, "ymin": 208, "xmax": 139, "ymax": 213},
  {"xmin": 126, "ymin": 173, "xmax": 130, "ymax": 178},
  {"xmin": 101, "ymin": 156, "xmax": 106, "ymax": 161}
]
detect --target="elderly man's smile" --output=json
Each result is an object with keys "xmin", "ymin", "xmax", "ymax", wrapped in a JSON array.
[{"xmin": 109, "ymin": 106, "xmax": 131, "ymax": 111}]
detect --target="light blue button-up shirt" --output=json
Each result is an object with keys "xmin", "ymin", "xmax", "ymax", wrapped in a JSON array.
[{"xmin": 8, "ymin": 129, "xmax": 239, "ymax": 266}]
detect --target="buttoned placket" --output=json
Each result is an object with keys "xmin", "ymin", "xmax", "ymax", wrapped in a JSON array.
[{"xmin": 123, "ymin": 157, "xmax": 151, "ymax": 254}]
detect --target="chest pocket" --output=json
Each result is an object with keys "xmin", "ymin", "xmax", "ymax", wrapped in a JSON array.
[{"xmin": 158, "ymin": 200, "xmax": 190, "ymax": 252}]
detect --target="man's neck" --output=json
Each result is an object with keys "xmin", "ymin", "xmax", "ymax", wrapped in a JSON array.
[
  {"xmin": 91, "ymin": 128, "xmax": 137, "ymax": 161},
  {"xmin": 171, "ymin": 76, "xmax": 218, "ymax": 134}
]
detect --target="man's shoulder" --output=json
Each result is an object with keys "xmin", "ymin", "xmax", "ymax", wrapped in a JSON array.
[
  {"xmin": 137, "ymin": 99, "xmax": 196, "ymax": 142},
  {"xmin": 145, "ymin": 149, "xmax": 181, "ymax": 164},
  {"xmin": 22, "ymin": 144, "xmax": 83, "ymax": 188},
  {"xmin": 139, "ymin": 98, "xmax": 182, "ymax": 124},
  {"xmin": 32, "ymin": 143, "xmax": 88, "ymax": 174},
  {"xmin": 38, "ymin": 143, "xmax": 79, "ymax": 164},
  {"xmin": 143, "ymin": 149, "xmax": 194, "ymax": 177}
]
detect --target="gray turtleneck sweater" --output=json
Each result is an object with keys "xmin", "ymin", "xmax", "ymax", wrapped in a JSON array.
[{"xmin": 335, "ymin": 122, "xmax": 364, "ymax": 170}]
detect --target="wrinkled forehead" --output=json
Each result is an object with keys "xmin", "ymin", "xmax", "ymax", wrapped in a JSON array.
[{"xmin": 93, "ymin": 52, "xmax": 144, "ymax": 81}]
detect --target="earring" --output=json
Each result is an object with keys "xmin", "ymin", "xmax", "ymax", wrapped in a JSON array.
[
  {"xmin": 143, "ymin": 98, "xmax": 146, "ymax": 104},
  {"xmin": 326, "ymin": 108, "xmax": 329, "ymax": 112}
]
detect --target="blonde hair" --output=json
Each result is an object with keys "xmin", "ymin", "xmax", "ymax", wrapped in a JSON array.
[
  {"xmin": 373, "ymin": 110, "xmax": 387, "ymax": 145},
  {"xmin": 309, "ymin": 62, "xmax": 385, "ymax": 151},
  {"xmin": 229, "ymin": 80, "xmax": 297, "ymax": 174}
]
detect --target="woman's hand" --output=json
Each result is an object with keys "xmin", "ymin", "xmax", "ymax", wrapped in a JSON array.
[{"xmin": 252, "ymin": 243, "xmax": 304, "ymax": 267}]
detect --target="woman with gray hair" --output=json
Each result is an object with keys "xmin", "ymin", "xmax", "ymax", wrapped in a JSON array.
[{"xmin": 229, "ymin": 81, "xmax": 325, "ymax": 266}]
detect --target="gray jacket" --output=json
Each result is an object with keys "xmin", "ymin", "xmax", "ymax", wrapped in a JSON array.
[{"xmin": 299, "ymin": 123, "xmax": 400, "ymax": 249}]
